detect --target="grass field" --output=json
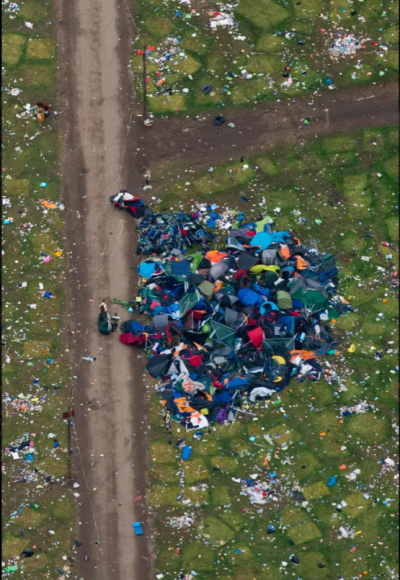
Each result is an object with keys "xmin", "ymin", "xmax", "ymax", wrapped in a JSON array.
[
  {"xmin": 130, "ymin": 0, "xmax": 399, "ymax": 114},
  {"xmin": 2, "ymin": 3, "xmax": 75, "ymax": 578},
  {"xmin": 144, "ymin": 125, "xmax": 399, "ymax": 579}
]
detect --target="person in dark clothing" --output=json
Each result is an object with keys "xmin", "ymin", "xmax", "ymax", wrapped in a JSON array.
[{"xmin": 111, "ymin": 314, "xmax": 120, "ymax": 332}]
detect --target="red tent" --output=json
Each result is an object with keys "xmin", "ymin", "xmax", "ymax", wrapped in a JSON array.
[{"xmin": 247, "ymin": 327, "xmax": 264, "ymax": 349}]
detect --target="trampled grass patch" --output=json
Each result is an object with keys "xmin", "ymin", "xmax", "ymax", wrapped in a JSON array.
[
  {"xmin": 293, "ymin": 0, "xmax": 322, "ymax": 18},
  {"xmin": 303, "ymin": 481, "xmax": 330, "ymax": 500},
  {"xmin": 193, "ymin": 163, "xmax": 256, "ymax": 194},
  {"xmin": 235, "ymin": 0, "xmax": 290, "ymax": 29},
  {"xmin": 20, "ymin": 63, "xmax": 55, "ymax": 88},
  {"xmin": 288, "ymin": 521, "xmax": 322, "ymax": 543},
  {"xmin": 256, "ymin": 156, "xmax": 280, "ymax": 176},
  {"xmin": 26, "ymin": 38, "xmax": 56, "ymax": 59},
  {"xmin": 4, "ymin": 178, "xmax": 30, "ymax": 197},
  {"xmin": 2, "ymin": 33, "xmax": 26, "ymax": 64},
  {"xmin": 149, "ymin": 93, "xmax": 186, "ymax": 113}
]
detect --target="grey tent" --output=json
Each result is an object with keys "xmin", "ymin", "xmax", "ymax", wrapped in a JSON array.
[
  {"xmin": 226, "ymin": 237, "xmax": 245, "ymax": 251},
  {"xmin": 189, "ymin": 273, "xmax": 205, "ymax": 285},
  {"xmin": 198, "ymin": 280, "xmax": 215, "ymax": 299},
  {"xmin": 178, "ymin": 288, "xmax": 201, "ymax": 318},
  {"xmin": 153, "ymin": 314, "xmax": 170, "ymax": 333},
  {"xmin": 276, "ymin": 290, "xmax": 293, "ymax": 310},
  {"xmin": 208, "ymin": 261, "xmax": 229, "ymax": 282},
  {"xmin": 261, "ymin": 249, "xmax": 285, "ymax": 267},
  {"xmin": 215, "ymin": 292, "xmax": 240, "ymax": 308},
  {"xmin": 224, "ymin": 307, "xmax": 246, "ymax": 329},
  {"xmin": 146, "ymin": 355, "xmax": 172, "ymax": 377},
  {"xmin": 238, "ymin": 253, "xmax": 259, "ymax": 270},
  {"xmin": 209, "ymin": 320, "xmax": 236, "ymax": 348}
]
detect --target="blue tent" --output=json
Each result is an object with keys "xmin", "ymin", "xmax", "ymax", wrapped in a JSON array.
[
  {"xmin": 238, "ymin": 288, "xmax": 264, "ymax": 307},
  {"xmin": 250, "ymin": 232, "xmax": 273, "ymax": 250}
]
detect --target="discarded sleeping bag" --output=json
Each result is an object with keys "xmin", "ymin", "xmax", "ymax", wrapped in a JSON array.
[
  {"xmin": 98, "ymin": 311, "xmax": 112, "ymax": 335},
  {"xmin": 119, "ymin": 332, "xmax": 146, "ymax": 346},
  {"xmin": 202, "ymin": 84, "xmax": 212, "ymax": 94},
  {"xmin": 214, "ymin": 115, "xmax": 225, "ymax": 126}
]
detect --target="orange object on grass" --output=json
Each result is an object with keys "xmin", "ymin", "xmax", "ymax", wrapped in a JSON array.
[
  {"xmin": 206, "ymin": 250, "xmax": 228, "ymax": 263},
  {"xmin": 289, "ymin": 349, "xmax": 318, "ymax": 362}
]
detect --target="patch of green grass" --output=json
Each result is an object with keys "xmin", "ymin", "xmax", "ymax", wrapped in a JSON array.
[
  {"xmin": 385, "ymin": 215, "xmax": 399, "ymax": 241},
  {"xmin": 346, "ymin": 413, "xmax": 388, "ymax": 444},
  {"xmin": 182, "ymin": 542, "xmax": 215, "ymax": 569},
  {"xmin": 2, "ymin": 33, "xmax": 27, "ymax": 65},
  {"xmin": 4, "ymin": 178, "xmax": 30, "ymax": 197},
  {"xmin": 235, "ymin": 0, "xmax": 290, "ymax": 28},
  {"xmin": 193, "ymin": 163, "xmax": 256, "ymax": 195},
  {"xmin": 256, "ymin": 33, "xmax": 286, "ymax": 51},
  {"xmin": 303, "ymin": 481, "xmax": 330, "ymax": 500},
  {"xmin": 383, "ymin": 25, "xmax": 399, "ymax": 42},
  {"xmin": 293, "ymin": 0, "xmax": 322, "ymax": 18},
  {"xmin": 20, "ymin": 64, "xmax": 55, "ymax": 88},
  {"xmin": 26, "ymin": 38, "xmax": 56, "ymax": 60},
  {"xmin": 202, "ymin": 516, "xmax": 236, "ymax": 543},
  {"xmin": 257, "ymin": 156, "xmax": 280, "ymax": 176},
  {"xmin": 144, "ymin": 16, "xmax": 175, "ymax": 36},
  {"xmin": 149, "ymin": 93, "xmax": 186, "ymax": 113},
  {"xmin": 288, "ymin": 521, "xmax": 322, "ymax": 543}
]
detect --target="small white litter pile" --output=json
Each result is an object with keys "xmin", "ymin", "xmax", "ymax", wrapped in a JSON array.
[
  {"xmin": 329, "ymin": 33, "xmax": 361, "ymax": 58},
  {"xmin": 210, "ymin": 3, "xmax": 238, "ymax": 31}
]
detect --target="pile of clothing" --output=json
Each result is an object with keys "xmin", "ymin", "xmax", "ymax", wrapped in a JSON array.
[{"xmin": 119, "ymin": 212, "xmax": 352, "ymax": 429}]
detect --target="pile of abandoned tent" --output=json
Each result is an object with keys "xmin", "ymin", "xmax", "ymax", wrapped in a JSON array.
[{"xmin": 119, "ymin": 204, "xmax": 353, "ymax": 430}]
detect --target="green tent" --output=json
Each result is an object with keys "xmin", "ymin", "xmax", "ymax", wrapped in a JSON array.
[
  {"xmin": 198, "ymin": 280, "xmax": 215, "ymax": 299},
  {"xmin": 276, "ymin": 290, "xmax": 293, "ymax": 310},
  {"xmin": 263, "ymin": 337, "xmax": 295, "ymax": 353},
  {"xmin": 178, "ymin": 288, "xmax": 201, "ymax": 318},
  {"xmin": 190, "ymin": 254, "xmax": 204, "ymax": 272},
  {"xmin": 255, "ymin": 215, "xmax": 273, "ymax": 232},
  {"xmin": 209, "ymin": 320, "xmax": 236, "ymax": 348},
  {"xmin": 291, "ymin": 288, "xmax": 328, "ymax": 312}
]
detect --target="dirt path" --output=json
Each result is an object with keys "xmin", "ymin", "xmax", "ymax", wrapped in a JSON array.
[
  {"xmin": 144, "ymin": 82, "xmax": 398, "ymax": 166},
  {"xmin": 58, "ymin": 0, "xmax": 151, "ymax": 579}
]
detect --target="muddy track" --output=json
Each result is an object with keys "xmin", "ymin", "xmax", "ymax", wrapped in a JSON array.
[
  {"xmin": 58, "ymin": 0, "xmax": 152, "ymax": 578},
  {"xmin": 143, "ymin": 83, "xmax": 398, "ymax": 166}
]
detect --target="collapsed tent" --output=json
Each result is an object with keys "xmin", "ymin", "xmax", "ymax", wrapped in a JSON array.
[
  {"xmin": 136, "ymin": 209, "xmax": 215, "ymax": 256},
  {"xmin": 117, "ymin": 210, "xmax": 352, "ymax": 429}
]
